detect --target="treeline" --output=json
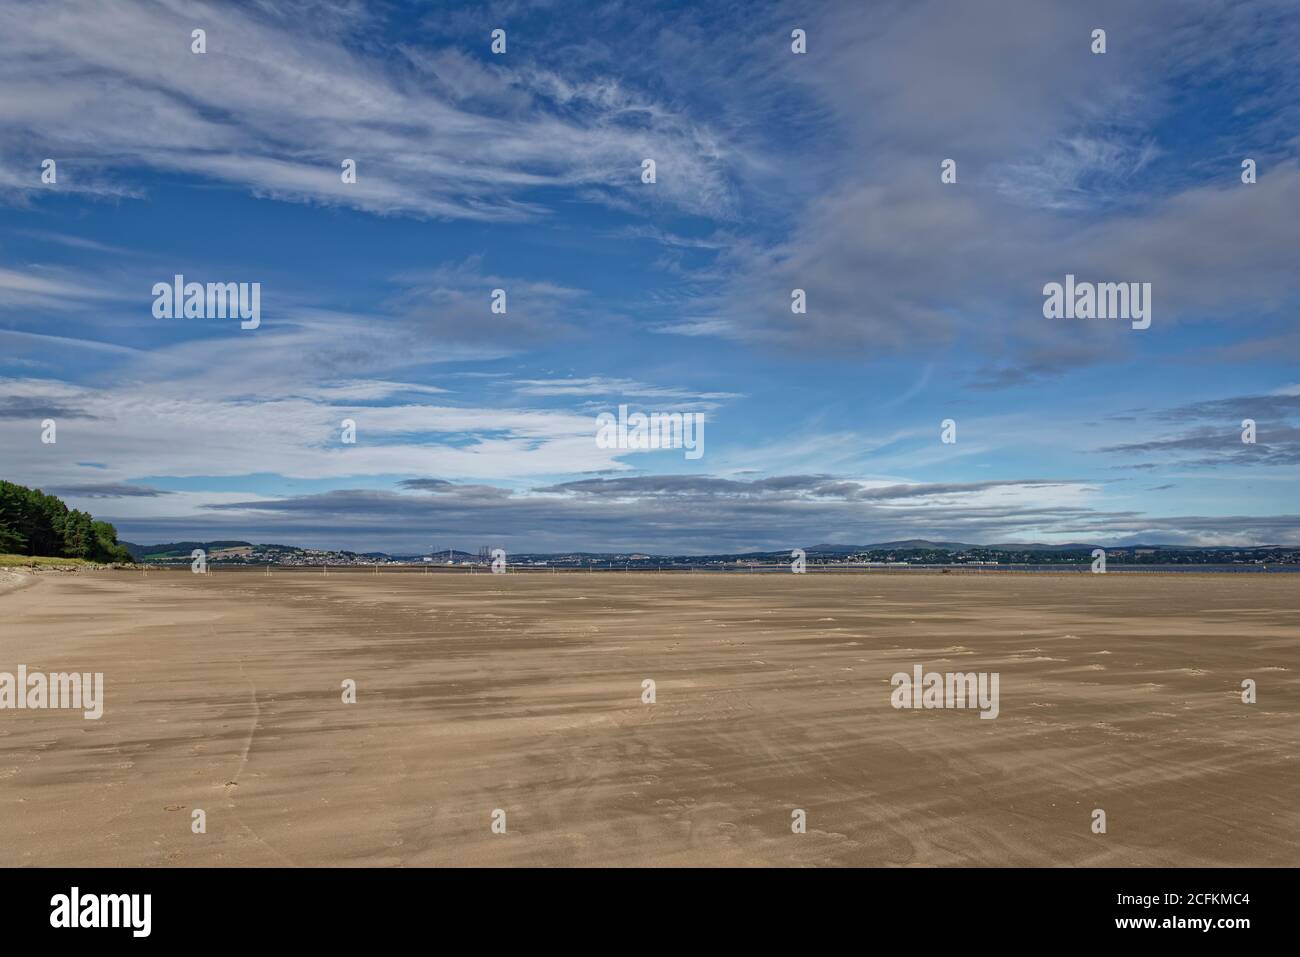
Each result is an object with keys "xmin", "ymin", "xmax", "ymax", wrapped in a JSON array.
[{"xmin": 0, "ymin": 480, "xmax": 133, "ymax": 562}]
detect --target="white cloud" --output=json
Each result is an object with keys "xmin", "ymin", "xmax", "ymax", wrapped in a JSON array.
[{"xmin": 0, "ymin": 0, "xmax": 738, "ymax": 219}]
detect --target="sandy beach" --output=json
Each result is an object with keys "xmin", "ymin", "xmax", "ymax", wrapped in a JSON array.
[{"xmin": 1, "ymin": 567, "xmax": 1296, "ymax": 867}]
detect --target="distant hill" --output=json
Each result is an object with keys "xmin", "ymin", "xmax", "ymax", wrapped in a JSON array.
[
  {"xmin": 119, "ymin": 541, "xmax": 480, "ymax": 564},
  {"xmin": 120, "ymin": 540, "xmax": 252, "ymax": 561},
  {"xmin": 117, "ymin": 538, "xmax": 1295, "ymax": 565},
  {"xmin": 805, "ymin": 540, "xmax": 973, "ymax": 553},
  {"xmin": 805, "ymin": 540, "xmax": 1284, "ymax": 554}
]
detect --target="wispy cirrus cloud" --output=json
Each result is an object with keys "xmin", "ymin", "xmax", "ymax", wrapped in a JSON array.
[
  {"xmin": 0, "ymin": 266, "xmax": 127, "ymax": 309},
  {"xmin": 0, "ymin": 0, "xmax": 739, "ymax": 220},
  {"xmin": 1097, "ymin": 391, "xmax": 1300, "ymax": 467},
  {"xmin": 510, "ymin": 376, "xmax": 739, "ymax": 403}
]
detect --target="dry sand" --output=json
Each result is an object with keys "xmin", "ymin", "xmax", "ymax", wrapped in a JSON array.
[{"xmin": 1, "ymin": 567, "xmax": 1296, "ymax": 867}]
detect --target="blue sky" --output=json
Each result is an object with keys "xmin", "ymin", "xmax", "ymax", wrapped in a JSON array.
[{"xmin": 2, "ymin": 0, "xmax": 1299, "ymax": 553}]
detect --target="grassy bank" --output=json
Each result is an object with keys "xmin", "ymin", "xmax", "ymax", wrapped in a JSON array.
[{"xmin": 0, "ymin": 554, "xmax": 94, "ymax": 568}]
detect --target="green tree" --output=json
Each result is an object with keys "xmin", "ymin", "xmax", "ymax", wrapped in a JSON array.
[{"xmin": 0, "ymin": 480, "xmax": 134, "ymax": 562}]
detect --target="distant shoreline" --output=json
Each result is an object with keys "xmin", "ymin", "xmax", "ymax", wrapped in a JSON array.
[{"xmin": 88, "ymin": 562, "xmax": 1300, "ymax": 575}]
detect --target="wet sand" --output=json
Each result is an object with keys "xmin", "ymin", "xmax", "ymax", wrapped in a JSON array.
[{"xmin": 1, "ymin": 567, "xmax": 1296, "ymax": 867}]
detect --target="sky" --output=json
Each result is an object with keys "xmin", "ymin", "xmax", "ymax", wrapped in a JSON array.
[{"xmin": 1, "ymin": 0, "xmax": 1299, "ymax": 554}]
